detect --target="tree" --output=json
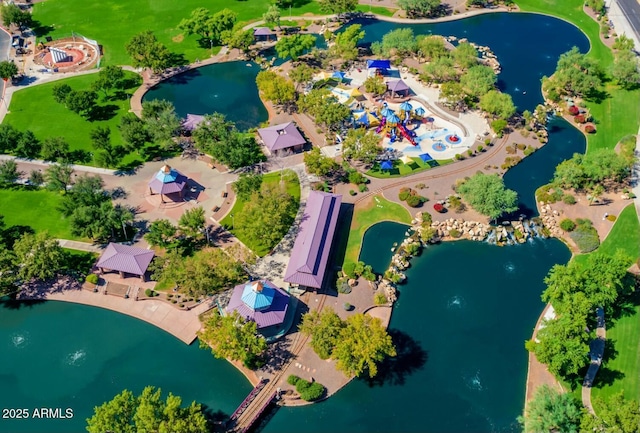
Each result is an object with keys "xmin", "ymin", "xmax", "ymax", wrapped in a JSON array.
[
  {"xmin": 545, "ymin": 46, "xmax": 603, "ymax": 98},
  {"xmin": 235, "ymin": 184, "xmax": 298, "ymax": 251},
  {"xmin": 363, "ymin": 75, "xmax": 387, "ymax": 96},
  {"xmin": 145, "ymin": 219, "xmax": 178, "ymax": 249},
  {"xmin": 397, "ymin": 0, "xmax": 441, "ymax": 18},
  {"xmin": 263, "ymin": 5, "xmax": 281, "ymax": 30},
  {"xmin": 332, "ymin": 24, "xmax": 365, "ymax": 61},
  {"xmin": 372, "ymin": 28, "xmax": 417, "ymax": 58},
  {"xmin": 41, "ymin": 137, "xmax": 70, "ymax": 162},
  {"xmin": 440, "ymin": 81, "xmax": 468, "ymax": 111},
  {"xmin": 255, "ymin": 70, "xmax": 296, "ymax": 107},
  {"xmin": 0, "ymin": 60, "xmax": 18, "ymax": 81},
  {"xmin": 289, "ymin": 63, "xmax": 315, "ymax": 91},
  {"xmin": 58, "ymin": 174, "xmax": 106, "ymax": 215},
  {"xmin": 460, "ymin": 65, "xmax": 496, "ymax": 99},
  {"xmin": 333, "ymin": 313, "xmax": 396, "ymax": 378},
  {"xmin": 479, "ymin": 90, "xmax": 516, "ymax": 119},
  {"xmin": 141, "ymin": 100, "xmax": 181, "ymax": 149},
  {"xmin": 421, "ymin": 55, "xmax": 458, "ymax": 83},
  {"xmin": 90, "ymin": 126, "xmax": 111, "ymax": 151},
  {"xmin": 178, "ymin": 8, "xmax": 217, "ymax": 42},
  {"xmin": 223, "ymin": 28, "xmax": 254, "ymax": 53},
  {"xmin": 0, "ymin": 159, "xmax": 22, "ymax": 185},
  {"xmin": 612, "ymin": 50, "xmax": 640, "ymax": 89},
  {"xmin": 92, "ymin": 65, "xmax": 125, "ymax": 98},
  {"xmin": 44, "ymin": 163, "xmax": 74, "ymax": 192},
  {"xmin": 86, "ymin": 387, "xmax": 207, "ymax": 433},
  {"xmin": 298, "ymin": 89, "xmax": 350, "ymax": 131},
  {"xmin": 28, "ymin": 170, "xmax": 44, "ymax": 187},
  {"xmin": 14, "ymin": 231, "xmax": 66, "ymax": 281},
  {"xmin": 178, "ymin": 206, "xmax": 205, "ymax": 239},
  {"xmin": 199, "ymin": 310, "xmax": 267, "ymax": 368},
  {"xmin": 275, "ymin": 34, "xmax": 317, "ymax": 60},
  {"xmin": 304, "ymin": 147, "xmax": 339, "ymax": 176},
  {"xmin": 125, "ymin": 31, "xmax": 172, "ymax": 73},
  {"xmin": 457, "ymin": 173, "xmax": 518, "ymax": 220},
  {"xmin": 299, "ymin": 308, "xmax": 345, "ymax": 359},
  {"xmin": 119, "ymin": 115, "xmax": 150, "ymax": 153},
  {"xmin": 65, "ymin": 89, "xmax": 98, "ymax": 118},
  {"xmin": 210, "ymin": 9, "xmax": 238, "ymax": 45},
  {"xmin": 0, "ymin": 123, "xmax": 21, "ymax": 154},
  {"xmin": 15, "ymin": 130, "xmax": 41, "ymax": 159},
  {"xmin": 582, "ymin": 392, "xmax": 640, "ymax": 433},
  {"xmin": 416, "ymin": 35, "xmax": 448, "ymax": 61},
  {"xmin": 52, "ymin": 83, "xmax": 72, "ymax": 105},
  {"xmin": 519, "ymin": 385, "xmax": 583, "ymax": 433},
  {"xmin": 588, "ymin": 184, "xmax": 604, "ymax": 206},
  {"xmin": 232, "ymin": 173, "xmax": 263, "ymax": 201},
  {"xmin": 452, "ymin": 42, "xmax": 478, "ymax": 70},
  {"xmin": 318, "ymin": 0, "xmax": 357, "ymax": 13},
  {"xmin": 210, "ymin": 133, "xmax": 265, "ymax": 170},
  {"xmin": 613, "ymin": 35, "xmax": 635, "ymax": 51},
  {"xmin": 0, "ymin": 3, "xmax": 32, "ymax": 28},
  {"xmin": 342, "ymin": 129, "xmax": 381, "ymax": 164}
]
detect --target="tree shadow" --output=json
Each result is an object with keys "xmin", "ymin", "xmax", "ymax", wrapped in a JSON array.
[
  {"xmin": 585, "ymin": 88, "xmax": 609, "ymax": 104},
  {"xmin": 601, "ymin": 338, "xmax": 618, "ymax": 363},
  {"xmin": 67, "ymin": 149, "xmax": 92, "ymax": 164},
  {"xmin": 31, "ymin": 20, "xmax": 54, "ymax": 37},
  {"xmin": 592, "ymin": 365, "xmax": 625, "ymax": 388},
  {"xmin": 89, "ymin": 104, "xmax": 118, "ymax": 121},
  {"xmin": 1, "ymin": 297, "xmax": 46, "ymax": 310},
  {"xmin": 363, "ymin": 328, "xmax": 428, "ymax": 387},
  {"xmin": 329, "ymin": 203, "xmax": 353, "ymax": 276},
  {"xmin": 2, "ymin": 224, "xmax": 34, "ymax": 248},
  {"xmin": 167, "ymin": 52, "xmax": 188, "ymax": 69}
]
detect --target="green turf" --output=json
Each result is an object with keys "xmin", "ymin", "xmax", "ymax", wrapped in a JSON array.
[
  {"xmin": 592, "ymin": 301, "xmax": 640, "ymax": 402},
  {"xmin": 32, "ymin": 0, "xmax": 325, "ymax": 66},
  {"xmin": 4, "ymin": 72, "xmax": 144, "ymax": 167},
  {"xmin": 219, "ymin": 171, "xmax": 301, "ymax": 257},
  {"xmin": 355, "ymin": 5, "xmax": 398, "ymax": 16},
  {"xmin": 516, "ymin": 0, "xmax": 640, "ymax": 153},
  {"xmin": 343, "ymin": 194, "xmax": 411, "ymax": 267},
  {"xmin": 0, "ymin": 187, "xmax": 78, "ymax": 240},
  {"xmin": 366, "ymin": 157, "xmax": 450, "ymax": 178}
]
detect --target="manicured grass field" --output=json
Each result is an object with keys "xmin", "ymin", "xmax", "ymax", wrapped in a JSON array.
[
  {"xmin": 0, "ymin": 187, "xmax": 78, "ymax": 240},
  {"xmin": 4, "ymin": 72, "xmax": 143, "ymax": 167},
  {"xmin": 343, "ymin": 194, "xmax": 411, "ymax": 266},
  {"xmin": 220, "ymin": 171, "xmax": 301, "ymax": 256},
  {"xmin": 32, "ymin": 0, "xmax": 325, "ymax": 66},
  {"xmin": 516, "ymin": 0, "xmax": 640, "ymax": 153}
]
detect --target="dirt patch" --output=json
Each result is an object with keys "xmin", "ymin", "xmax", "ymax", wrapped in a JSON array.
[{"xmin": 172, "ymin": 34, "xmax": 184, "ymax": 43}]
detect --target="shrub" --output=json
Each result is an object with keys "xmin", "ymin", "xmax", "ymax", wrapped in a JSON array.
[
  {"xmin": 349, "ymin": 189, "xmax": 356, "ymax": 196},
  {"xmin": 477, "ymin": 145, "xmax": 484, "ymax": 152},
  {"xmin": 296, "ymin": 379, "xmax": 325, "ymax": 401},
  {"xmin": 467, "ymin": 149, "xmax": 473, "ymax": 157},
  {"xmin": 399, "ymin": 187, "xmax": 411, "ymax": 201},
  {"xmin": 337, "ymin": 278, "xmax": 352, "ymax": 294},
  {"xmin": 562, "ymin": 194, "xmax": 576, "ymax": 205},
  {"xmin": 516, "ymin": 143, "xmax": 526, "ymax": 150},
  {"xmin": 358, "ymin": 183, "xmax": 368, "ymax": 192},
  {"xmin": 374, "ymin": 292, "xmax": 388, "ymax": 305},
  {"xmin": 145, "ymin": 288, "xmax": 153, "ymax": 297},
  {"xmin": 568, "ymin": 105, "xmax": 579, "ymax": 115},
  {"xmin": 406, "ymin": 194, "xmax": 426, "ymax": 207},
  {"xmin": 559, "ymin": 218, "xmax": 576, "ymax": 232},
  {"xmin": 433, "ymin": 203, "xmax": 445, "ymax": 213},
  {"xmin": 171, "ymin": 299, "xmax": 178, "ymax": 304},
  {"xmin": 570, "ymin": 220, "xmax": 600, "ymax": 252},
  {"xmin": 288, "ymin": 375, "xmax": 301, "ymax": 386},
  {"xmin": 484, "ymin": 138, "xmax": 491, "ymax": 146},
  {"xmin": 455, "ymin": 153, "xmax": 463, "ymax": 160},
  {"xmin": 491, "ymin": 119, "xmax": 507, "ymax": 135},
  {"xmin": 574, "ymin": 114, "xmax": 586, "ymax": 124},
  {"xmin": 85, "ymin": 273, "xmax": 99, "ymax": 284},
  {"xmin": 449, "ymin": 228, "xmax": 462, "ymax": 238},
  {"xmin": 343, "ymin": 302, "xmax": 352, "ymax": 311},
  {"xmin": 348, "ymin": 170, "xmax": 366, "ymax": 185},
  {"xmin": 415, "ymin": 183, "xmax": 426, "ymax": 190},
  {"xmin": 523, "ymin": 145, "xmax": 537, "ymax": 156},
  {"xmin": 342, "ymin": 262, "xmax": 356, "ymax": 278},
  {"xmin": 584, "ymin": 124, "xmax": 596, "ymax": 133},
  {"xmin": 606, "ymin": 214, "xmax": 617, "ymax": 222},
  {"xmin": 179, "ymin": 303, "xmax": 184, "ymax": 308}
]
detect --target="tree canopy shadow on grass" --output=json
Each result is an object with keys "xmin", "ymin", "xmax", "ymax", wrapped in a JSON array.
[
  {"xmin": 610, "ymin": 282, "xmax": 640, "ymax": 321},
  {"xmin": 363, "ymin": 328, "xmax": 428, "ymax": 388},
  {"xmin": 592, "ymin": 365, "xmax": 625, "ymax": 388},
  {"xmin": 89, "ymin": 104, "xmax": 119, "ymax": 121}
]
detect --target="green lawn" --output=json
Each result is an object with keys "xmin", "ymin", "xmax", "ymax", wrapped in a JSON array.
[
  {"xmin": 344, "ymin": 194, "xmax": 411, "ymax": 267},
  {"xmin": 366, "ymin": 157, "xmax": 450, "ymax": 178},
  {"xmin": 516, "ymin": 0, "xmax": 640, "ymax": 153},
  {"xmin": 0, "ymin": 187, "xmax": 78, "ymax": 239},
  {"xmin": 220, "ymin": 171, "xmax": 301, "ymax": 256},
  {"xmin": 355, "ymin": 5, "xmax": 398, "ymax": 16},
  {"xmin": 32, "ymin": 0, "xmax": 325, "ymax": 66},
  {"xmin": 5, "ymin": 72, "xmax": 145, "ymax": 167}
]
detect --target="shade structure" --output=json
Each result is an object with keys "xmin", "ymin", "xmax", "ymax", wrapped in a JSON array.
[
  {"xmin": 387, "ymin": 79, "xmax": 410, "ymax": 93},
  {"xmin": 399, "ymin": 101, "xmax": 413, "ymax": 112},
  {"xmin": 419, "ymin": 153, "xmax": 434, "ymax": 162},
  {"xmin": 414, "ymin": 107, "xmax": 426, "ymax": 116},
  {"xmin": 332, "ymin": 71, "xmax": 347, "ymax": 81},
  {"xmin": 148, "ymin": 165, "xmax": 188, "ymax": 196},
  {"xmin": 253, "ymin": 27, "xmax": 275, "ymax": 36},
  {"xmin": 96, "ymin": 243, "xmax": 155, "ymax": 277},
  {"xmin": 380, "ymin": 106, "xmax": 394, "ymax": 117},
  {"xmin": 182, "ymin": 113, "xmax": 205, "ymax": 131},
  {"xmin": 403, "ymin": 144, "xmax": 423, "ymax": 153},
  {"xmin": 386, "ymin": 113, "xmax": 400, "ymax": 125},
  {"xmin": 380, "ymin": 160, "xmax": 393, "ymax": 170},
  {"xmin": 257, "ymin": 122, "xmax": 306, "ymax": 152},
  {"xmin": 400, "ymin": 155, "xmax": 414, "ymax": 165},
  {"xmin": 226, "ymin": 280, "xmax": 290, "ymax": 329},
  {"xmin": 367, "ymin": 59, "xmax": 391, "ymax": 69},
  {"xmin": 354, "ymin": 111, "xmax": 369, "ymax": 126}
]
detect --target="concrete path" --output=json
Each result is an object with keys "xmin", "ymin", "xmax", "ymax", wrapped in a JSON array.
[
  {"xmin": 57, "ymin": 239, "xmax": 104, "ymax": 253},
  {"xmin": 0, "ymin": 155, "xmax": 118, "ymax": 175},
  {"xmin": 582, "ymin": 307, "xmax": 606, "ymax": 414}
]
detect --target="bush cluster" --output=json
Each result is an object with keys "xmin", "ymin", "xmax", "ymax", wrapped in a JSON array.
[
  {"xmin": 85, "ymin": 273, "xmax": 99, "ymax": 284},
  {"xmin": 398, "ymin": 187, "xmax": 427, "ymax": 208},
  {"xmin": 448, "ymin": 228, "xmax": 462, "ymax": 238},
  {"xmin": 287, "ymin": 375, "xmax": 325, "ymax": 401},
  {"xmin": 559, "ymin": 218, "xmax": 576, "ymax": 232},
  {"xmin": 374, "ymin": 293, "xmax": 388, "ymax": 305},
  {"xmin": 569, "ymin": 218, "xmax": 600, "ymax": 252},
  {"xmin": 537, "ymin": 185, "xmax": 564, "ymax": 204},
  {"xmin": 562, "ymin": 194, "xmax": 576, "ymax": 205},
  {"xmin": 342, "ymin": 261, "xmax": 375, "ymax": 281}
]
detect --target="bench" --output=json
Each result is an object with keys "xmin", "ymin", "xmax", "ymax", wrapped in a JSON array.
[
  {"xmin": 212, "ymin": 206, "xmax": 221, "ymax": 213},
  {"xmin": 221, "ymin": 191, "xmax": 227, "ymax": 198}
]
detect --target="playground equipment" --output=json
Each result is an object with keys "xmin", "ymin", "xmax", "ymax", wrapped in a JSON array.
[{"xmin": 397, "ymin": 124, "xmax": 417, "ymax": 146}]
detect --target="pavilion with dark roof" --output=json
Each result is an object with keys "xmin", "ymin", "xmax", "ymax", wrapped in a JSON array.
[
  {"xmin": 96, "ymin": 243, "xmax": 155, "ymax": 281},
  {"xmin": 253, "ymin": 27, "xmax": 277, "ymax": 42},
  {"xmin": 257, "ymin": 122, "xmax": 306, "ymax": 156},
  {"xmin": 148, "ymin": 165, "xmax": 188, "ymax": 203},
  {"xmin": 226, "ymin": 280, "xmax": 292, "ymax": 339},
  {"xmin": 284, "ymin": 191, "xmax": 342, "ymax": 290},
  {"xmin": 387, "ymin": 79, "xmax": 411, "ymax": 97}
]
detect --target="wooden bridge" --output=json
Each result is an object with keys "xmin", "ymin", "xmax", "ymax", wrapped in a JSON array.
[{"xmin": 225, "ymin": 379, "xmax": 278, "ymax": 433}]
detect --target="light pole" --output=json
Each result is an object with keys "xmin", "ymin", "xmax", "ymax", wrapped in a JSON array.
[{"xmin": 230, "ymin": 213, "xmax": 235, "ymax": 230}]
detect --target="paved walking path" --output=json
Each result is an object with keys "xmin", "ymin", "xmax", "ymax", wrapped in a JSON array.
[
  {"xmin": 0, "ymin": 155, "xmax": 118, "ymax": 175},
  {"xmin": 57, "ymin": 239, "xmax": 104, "ymax": 253},
  {"xmin": 582, "ymin": 307, "xmax": 606, "ymax": 414}
]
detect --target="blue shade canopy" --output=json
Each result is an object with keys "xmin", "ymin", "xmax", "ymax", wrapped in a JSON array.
[
  {"xmin": 381, "ymin": 106, "xmax": 394, "ymax": 117},
  {"xmin": 367, "ymin": 59, "xmax": 391, "ymax": 69},
  {"xmin": 414, "ymin": 107, "xmax": 426, "ymax": 116},
  {"xmin": 403, "ymin": 144, "xmax": 423, "ymax": 153},
  {"xmin": 241, "ymin": 281, "xmax": 275, "ymax": 311},
  {"xmin": 400, "ymin": 101, "xmax": 413, "ymax": 111},
  {"xmin": 386, "ymin": 113, "xmax": 400, "ymax": 124},
  {"xmin": 332, "ymin": 71, "xmax": 346, "ymax": 80},
  {"xmin": 380, "ymin": 160, "xmax": 393, "ymax": 170},
  {"xmin": 155, "ymin": 166, "xmax": 178, "ymax": 183},
  {"xmin": 419, "ymin": 153, "xmax": 433, "ymax": 162}
]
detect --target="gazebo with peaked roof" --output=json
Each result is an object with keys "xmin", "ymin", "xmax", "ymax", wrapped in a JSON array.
[
  {"xmin": 182, "ymin": 113, "xmax": 206, "ymax": 131},
  {"xmin": 226, "ymin": 280, "xmax": 291, "ymax": 332},
  {"xmin": 148, "ymin": 165, "xmax": 188, "ymax": 203},
  {"xmin": 257, "ymin": 122, "xmax": 306, "ymax": 156},
  {"xmin": 254, "ymin": 27, "xmax": 277, "ymax": 42},
  {"xmin": 387, "ymin": 79, "xmax": 410, "ymax": 97},
  {"xmin": 284, "ymin": 191, "xmax": 342, "ymax": 290},
  {"xmin": 96, "ymin": 243, "xmax": 155, "ymax": 281}
]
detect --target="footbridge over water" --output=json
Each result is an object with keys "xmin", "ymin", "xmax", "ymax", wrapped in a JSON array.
[{"xmin": 225, "ymin": 379, "xmax": 279, "ymax": 433}]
